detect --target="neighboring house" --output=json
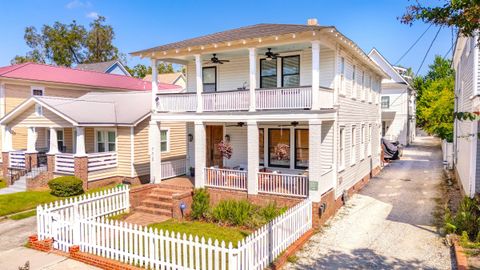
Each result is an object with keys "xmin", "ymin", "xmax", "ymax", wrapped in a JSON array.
[
  {"xmin": 144, "ymin": 72, "xmax": 187, "ymax": 89},
  {"xmin": 131, "ymin": 19, "xmax": 388, "ymax": 209},
  {"xmin": 0, "ymin": 62, "xmax": 185, "ymax": 189},
  {"xmin": 76, "ymin": 60, "xmax": 132, "ymax": 76},
  {"xmin": 368, "ymin": 48, "xmax": 416, "ymax": 145},
  {"xmin": 452, "ymin": 33, "xmax": 479, "ymax": 197}
]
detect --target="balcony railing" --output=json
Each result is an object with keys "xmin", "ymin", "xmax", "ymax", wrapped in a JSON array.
[
  {"xmin": 203, "ymin": 90, "xmax": 249, "ymax": 111},
  {"xmin": 55, "ymin": 153, "xmax": 75, "ymax": 174},
  {"xmin": 155, "ymin": 86, "xmax": 334, "ymax": 112}
]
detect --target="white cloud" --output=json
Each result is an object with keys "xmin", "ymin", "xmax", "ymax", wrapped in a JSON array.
[
  {"xmin": 66, "ymin": 0, "xmax": 92, "ymax": 9},
  {"xmin": 86, "ymin": 11, "xmax": 99, "ymax": 19}
]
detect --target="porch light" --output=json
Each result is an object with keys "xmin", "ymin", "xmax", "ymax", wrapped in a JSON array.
[
  {"xmin": 188, "ymin": 133, "xmax": 193, "ymax": 142},
  {"xmin": 225, "ymin": 134, "xmax": 231, "ymax": 142}
]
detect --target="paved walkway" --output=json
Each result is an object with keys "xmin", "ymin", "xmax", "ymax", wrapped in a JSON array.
[{"xmin": 285, "ymin": 136, "xmax": 453, "ymax": 270}]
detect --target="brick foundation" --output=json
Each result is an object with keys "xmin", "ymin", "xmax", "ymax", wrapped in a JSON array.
[
  {"xmin": 28, "ymin": 234, "xmax": 53, "ymax": 252},
  {"xmin": 26, "ymin": 171, "xmax": 51, "ymax": 190},
  {"xmin": 24, "ymin": 152, "xmax": 38, "ymax": 171},
  {"xmin": 172, "ymin": 191, "xmax": 193, "ymax": 219},
  {"xmin": 74, "ymin": 156, "xmax": 88, "ymax": 190},
  {"xmin": 69, "ymin": 245, "xmax": 142, "ymax": 270}
]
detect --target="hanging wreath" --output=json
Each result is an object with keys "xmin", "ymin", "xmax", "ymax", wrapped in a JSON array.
[
  {"xmin": 217, "ymin": 140, "xmax": 233, "ymax": 159},
  {"xmin": 274, "ymin": 143, "xmax": 290, "ymax": 160}
]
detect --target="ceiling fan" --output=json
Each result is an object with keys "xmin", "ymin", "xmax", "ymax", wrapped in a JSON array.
[
  {"xmin": 265, "ymin": 48, "xmax": 280, "ymax": 60},
  {"xmin": 226, "ymin": 122, "xmax": 245, "ymax": 127},
  {"xmin": 278, "ymin": 121, "xmax": 299, "ymax": 127},
  {"xmin": 204, "ymin": 54, "xmax": 230, "ymax": 64}
]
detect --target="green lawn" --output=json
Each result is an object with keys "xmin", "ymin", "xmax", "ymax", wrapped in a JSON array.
[
  {"xmin": 9, "ymin": 209, "xmax": 37, "ymax": 220},
  {"xmin": 148, "ymin": 219, "xmax": 250, "ymax": 247},
  {"xmin": 0, "ymin": 179, "xmax": 7, "ymax": 189},
  {"xmin": 0, "ymin": 184, "xmax": 121, "ymax": 217}
]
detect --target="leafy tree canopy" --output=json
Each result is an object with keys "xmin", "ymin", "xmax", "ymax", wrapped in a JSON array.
[
  {"xmin": 125, "ymin": 62, "xmax": 176, "ymax": 78},
  {"xmin": 11, "ymin": 16, "xmax": 121, "ymax": 67}
]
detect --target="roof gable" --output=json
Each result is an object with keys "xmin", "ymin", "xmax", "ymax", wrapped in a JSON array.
[{"xmin": 368, "ymin": 48, "xmax": 409, "ymax": 85}]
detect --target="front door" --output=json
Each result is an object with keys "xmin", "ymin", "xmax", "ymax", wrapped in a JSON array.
[{"xmin": 206, "ymin": 125, "xmax": 223, "ymax": 167}]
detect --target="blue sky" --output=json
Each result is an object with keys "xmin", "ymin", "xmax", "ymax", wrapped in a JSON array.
[{"xmin": 0, "ymin": 0, "xmax": 452, "ymax": 75}]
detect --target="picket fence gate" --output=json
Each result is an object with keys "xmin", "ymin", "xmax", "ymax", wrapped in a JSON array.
[{"xmin": 37, "ymin": 186, "xmax": 312, "ymax": 270}]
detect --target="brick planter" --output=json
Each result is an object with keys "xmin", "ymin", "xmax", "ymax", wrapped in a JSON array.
[{"xmin": 28, "ymin": 234, "xmax": 53, "ymax": 252}]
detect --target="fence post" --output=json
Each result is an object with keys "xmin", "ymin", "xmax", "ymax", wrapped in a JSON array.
[
  {"xmin": 228, "ymin": 243, "xmax": 238, "ymax": 270},
  {"xmin": 72, "ymin": 201, "xmax": 80, "ymax": 245}
]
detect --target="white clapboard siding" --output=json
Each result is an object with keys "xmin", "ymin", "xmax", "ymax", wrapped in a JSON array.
[
  {"xmin": 258, "ymin": 172, "xmax": 309, "ymax": 197},
  {"xmin": 9, "ymin": 150, "xmax": 25, "ymax": 168},
  {"xmin": 161, "ymin": 158, "xmax": 187, "ymax": 179},
  {"xmin": 88, "ymin": 152, "xmax": 117, "ymax": 172},
  {"xmin": 204, "ymin": 167, "xmax": 247, "ymax": 191},
  {"xmin": 55, "ymin": 153, "xmax": 75, "ymax": 174}
]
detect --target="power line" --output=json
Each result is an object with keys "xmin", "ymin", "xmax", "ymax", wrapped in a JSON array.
[
  {"xmin": 415, "ymin": 26, "xmax": 443, "ymax": 75},
  {"xmin": 394, "ymin": 24, "xmax": 432, "ymax": 65},
  {"xmin": 443, "ymin": 44, "xmax": 453, "ymax": 59}
]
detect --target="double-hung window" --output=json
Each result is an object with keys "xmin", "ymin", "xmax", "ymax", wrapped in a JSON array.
[
  {"xmin": 260, "ymin": 59, "xmax": 277, "ymax": 88},
  {"xmin": 339, "ymin": 127, "xmax": 345, "ymax": 170},
  {"xmin": 161, "ymin": 129, "xmax": 169, "ymax": 152},
  {"xmin": 281, "ymin": 55, "xmax": 300, "ymax": 87},
  {"xmin": 381, "ymin": 96, "xmax": 390, "ymax": 109},
  {"xmin": 47, "ymin": 129, "xmax": 64, "ymax": 152},
  {"xmin": 202, "ymin": 67, "xmax": 217, "ymax": 92},
  {"xmin": 96, "ymin": 130, "xmax": 116, "ymax": 152},
  {"xmin": 351, "ymin": 126, "xmax": 356, "ymax": 165}
]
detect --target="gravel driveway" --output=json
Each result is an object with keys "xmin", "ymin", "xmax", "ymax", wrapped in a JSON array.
[{"xmin": 285, "ymin": 136, "xmax": 453, "ymax": 270}]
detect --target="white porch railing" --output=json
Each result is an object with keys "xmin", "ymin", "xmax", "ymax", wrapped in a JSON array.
[
  {"xmin": 161, "ymin": 158, "xmax": 187, "ymax": 179},
  {"xmin": 203, "ymin": 90, "xmax": 250, "ymax": 111},
  {"xmin": 204, "ymin": 167, "xmax": 247, "ymax": 191},
  {"xmin": 9, "ymin": 150, "xmax": 25, "ymax": 168},
  {"xmin": 258, "ymin": 172, "xmax": 309, "ymax": 197},
  {"xmin": 55, "ymin": 153, "xmax": 75, "ymax": 174},
  {"xmin": 256, "ymin": 87, "xmax": 312, "ymax": 110},
  {"xmin": 88, "ymin": 152, "xmax": 117, "ymax": 172},
  {"xmin": 156, "ymin": 93, "xmax": 197, "ymax": 112}
]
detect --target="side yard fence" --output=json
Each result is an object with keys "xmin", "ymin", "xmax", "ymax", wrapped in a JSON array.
[
  {"xmin": 37, "ymin": 186, "xmax": 312, "ymax": 270},
  {"xmin": 441, "ymin": 139, "xmax": 454, "ymax": 170}
]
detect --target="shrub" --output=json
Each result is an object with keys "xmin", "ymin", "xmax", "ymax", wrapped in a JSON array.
[
  {"xmin": 212, "ymin": 200, "xmax": 254, "ymax": 226},
  {"xmin": 258, "ymin": 202, "xmax": 287, "ymax": 223},
  {"xmin": 445, "ymin": 196, "xmax": 480, "ymax": 241},
  {"xmin": 191, "ymin": 188, "xmax": 210, "ymax": 220},
  {"xmin": 48, "ymin": 176, "xmax": 84, "ymax": 197}
]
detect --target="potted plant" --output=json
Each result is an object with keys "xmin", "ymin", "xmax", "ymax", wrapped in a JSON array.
[
  {"xmin": 217, "ymin": 140, "xmax": 233, "ymax": 159},
  {"xmin": 189, "ymin": 167, "xmax": 195, "ymax": 177}
]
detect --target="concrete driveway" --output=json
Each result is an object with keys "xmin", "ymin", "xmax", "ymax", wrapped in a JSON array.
[{"xmin": 286, "ymin": 136, "xmax": 453, "ymax": 270}]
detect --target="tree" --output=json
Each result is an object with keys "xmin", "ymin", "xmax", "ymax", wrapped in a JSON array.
[
  {"xmin": 126, "ymin": 62, "xmax": 178, "ymax": 78},
  {"xmin": 415, "ymin": 56, "xmax": 455, "ymax": 141},
  {"xmin": 84, "ymin": 16, "xmax": 119, "ymax": 63},
  {"xmin": 401, "ymin": 0, "xmax": 480, "ymax": 42},
  {"xmin": 12, "ymin": 17, "xmax": 120, "ymax": 67}
]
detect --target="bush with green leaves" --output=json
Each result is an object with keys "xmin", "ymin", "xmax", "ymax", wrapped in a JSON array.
[
  {"xmin": 191, "ymin": 188, "xmax": 210, "ymax": 220},
  {"xmin": 211, "ymin": 200, "xmax": 254, "ymax": 226},
  {"xmin": 445, "ymin": 196, "xmax": 480, "ymax": 241},
  {"xmin": 48, "ymin": 176, "xmax": 84, "ymax": 197}
]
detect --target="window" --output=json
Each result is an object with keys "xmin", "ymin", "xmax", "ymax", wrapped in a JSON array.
[
  {"xmin": 281, "ymin": 55, "xmax": 300, "ymax": 87},
  {"xmin": 368, "ymin": 75, "xmax": 372, "ymax": 102},
  {"xmin": 259, "ymin": 128, "xmax": 264, "ymax": 165},
  {"xmin": 294, "ymin": 129, "xmax": 309, "ymax": 169},
  {"xmin": 360, "ymin": 124, "xmax": 365, "ymax": 160},
  {"xmin": 47, "ymin": 129, "xmax": 65, "ymax": 152},
  {"xmin": 260, "ymin": 59, "xmax": 277, "ymax": 88},
  {"xmin": 340, "ymin": 57, "xmax": 345, "ymax": 95},
  {"xmin": 35, "ymin": 104, "xmax": 43, "ymax": 116},
  {"xmin": 361, "ymin": 71, "xmax": 365, "ymax": 100},
  {"xmin": 161, "ymin": 130, "xmax": 169, "ymax": 152},
  {"xmin": 31, "ymin": 88, "xmax": 44, "ymax": 96},
  {"xmin": 339, "ymin": 127, "xmax": 345, "ymax": 170},
  {"xmin": 351, "ymin": 126, "xmax": 356, "ymax": 165},
  {"xmin": 352, "ymin": 65, "xmax": 356, "ymax": 98},
  {"xmin": 268, "ymin": 129, "xmax": 290, "ymax": 168},
  {"xmin": 202, "ymin": 67, "xmax": 216, "ymax": 92},
  {"xmin": 381, "ymin": 96, "xmax": 390, "ymax": 109},
  {"xmin": 96, "ymin": 130, "xmax": 116, "ymax": 152}
]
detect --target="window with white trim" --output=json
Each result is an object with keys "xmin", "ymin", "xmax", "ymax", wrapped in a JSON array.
[
  {"xmin": 361, "ymin": 71, "xmax": 365, "ymax": 100},
  {"xmin": 47, "ymin": 129, "xmax": 65, "ymax": 152},
  {"xmin": 340, "ymin": 57, "xmax": 346, "ymax": 95},
  {"xmin": 360, "ymin": 124, "xmax": 365, "ymax": 160},
  {"xmin": 381, "ymin": 96, "xmax": 390, "ymax": 109},
  {"xmin": 96, "ymin": 130, "xmax": 116, "ymax": 152},
  {"xmin": 161, "ymin": 129, "xmax": 169, "ymax": 152},
  {"xmin": 351, "ymin": 125, "xmax": 356, "ymax": 165},
  {"xmin": 339, "ymin": 126, "xmax": 345, "ymax": 170},
  {"xmin": 32, "ymin": 88, "xmax": 44, "ymax": 96}
]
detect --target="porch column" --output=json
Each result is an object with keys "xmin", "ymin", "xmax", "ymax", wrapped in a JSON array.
[
  {"xmin": 151, "ymin": 59, "xmax": 159, "ymax": 110},
  {"xmin": 74, "ymin": 127, "xmax": 88, "ymax": 189},
  {"xmin": 47, "ymin": 128, "xmax": 59, "ymax": 154},
  {"xmin": 26, "ymin": 127, "xmax": 37, "ymax": 153},
  {"xmin": 195, "ymin": 54, "xmax": 203, "ymax": 113},
  {"xmin": 2, "ymin": 125, "xmax": 12, "ymax": 152},
  {"xmin": 149, "ymin": 120, "xmax": 162, "ymax": 184},
  {"xmin": 194, "ymin": 121, "xmax": 206, "ymax": 188},
  {"xmin": 247, "ymin": 120, "xmax": 259, "ymax": 194},
  {"xmin": 248, "ymin": 48, "xmax": 257, "ymax": 112},
  {"xmin": 308, "ymin": 119, "xmax": 322, "ymax": 202},
  {"xmin": 75, "ymin": 127, "xmax": 86, "ymax": 156},
  {"xmin": 311, "ymin": 41, "xmax": 321, "ymax": 110}
]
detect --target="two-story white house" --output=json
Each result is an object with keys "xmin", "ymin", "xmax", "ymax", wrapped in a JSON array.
[
  {"xmin": 368, "ymin": 48, "xmax": 416, "ymax": 146},
  {"xmin": 453, "ymin": 33, "xmax": 479, "ymax": 197},
  {"xmin": 132, "ymin": 19, "xmax": 387, "ymax": 209}
]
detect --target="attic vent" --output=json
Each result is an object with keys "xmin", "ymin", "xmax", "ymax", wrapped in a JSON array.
[{"xmin": 307, "ymin": 18, "xmax": 318, "ymax": 26}]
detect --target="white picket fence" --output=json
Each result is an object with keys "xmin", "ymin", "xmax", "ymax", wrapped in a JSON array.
[
  {"xmin": 258, "ymin": 172, "xmax": 309, "ymax": 198},
  {"xmin": 204, "ymin": 167, "xmax": 247, "ymax": 191},
  {"xmin": 37, "ymin": 185, "xmax": 130, "ymax": 252},
  {"xmin": 37, "ymin": 186, "xmax": 312, "ymax": 270}
]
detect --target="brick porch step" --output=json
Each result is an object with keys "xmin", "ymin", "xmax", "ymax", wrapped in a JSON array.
[
  {"xmin": 135, "ymin": 206, "xmax": 172, "ymax": 216},
  {"xmin": 141, "ymin": 199, "xmax": 172, "ymax": 209},
  {"xmin": 146, "ymin": 194, "xmax": 175, "ymax": 202},
  {"xmin": 150, "ymin": 188, "xmax": 185, "ymax": 196}
]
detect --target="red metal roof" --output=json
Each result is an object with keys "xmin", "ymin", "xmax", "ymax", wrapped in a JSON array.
[{"xmin": 0, "ymin": 62, "xmax": 180, "ymax": 91}]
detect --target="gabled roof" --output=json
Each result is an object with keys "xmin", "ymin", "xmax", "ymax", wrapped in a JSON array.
[
  {"xmin": 0, "ymin": 92, "xmax": 152, "ymax": 126},
  {"xmin": 368, "ymin": 48, "xmax": 411, "ymax": 87},
  {"xmin": 132, "ymin": 24, "xmax": 332, "ymax": 55},
  {"xmin": 0, "ymin": 62, "xmax": 178, "ymax": 91},
  {"xmin": 75, "ymin": 60, "xmax": 131, "ymax": 76},
  {"xmin": 144, "ymin": 72, "xmax": 185, "ymax": 85}
]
